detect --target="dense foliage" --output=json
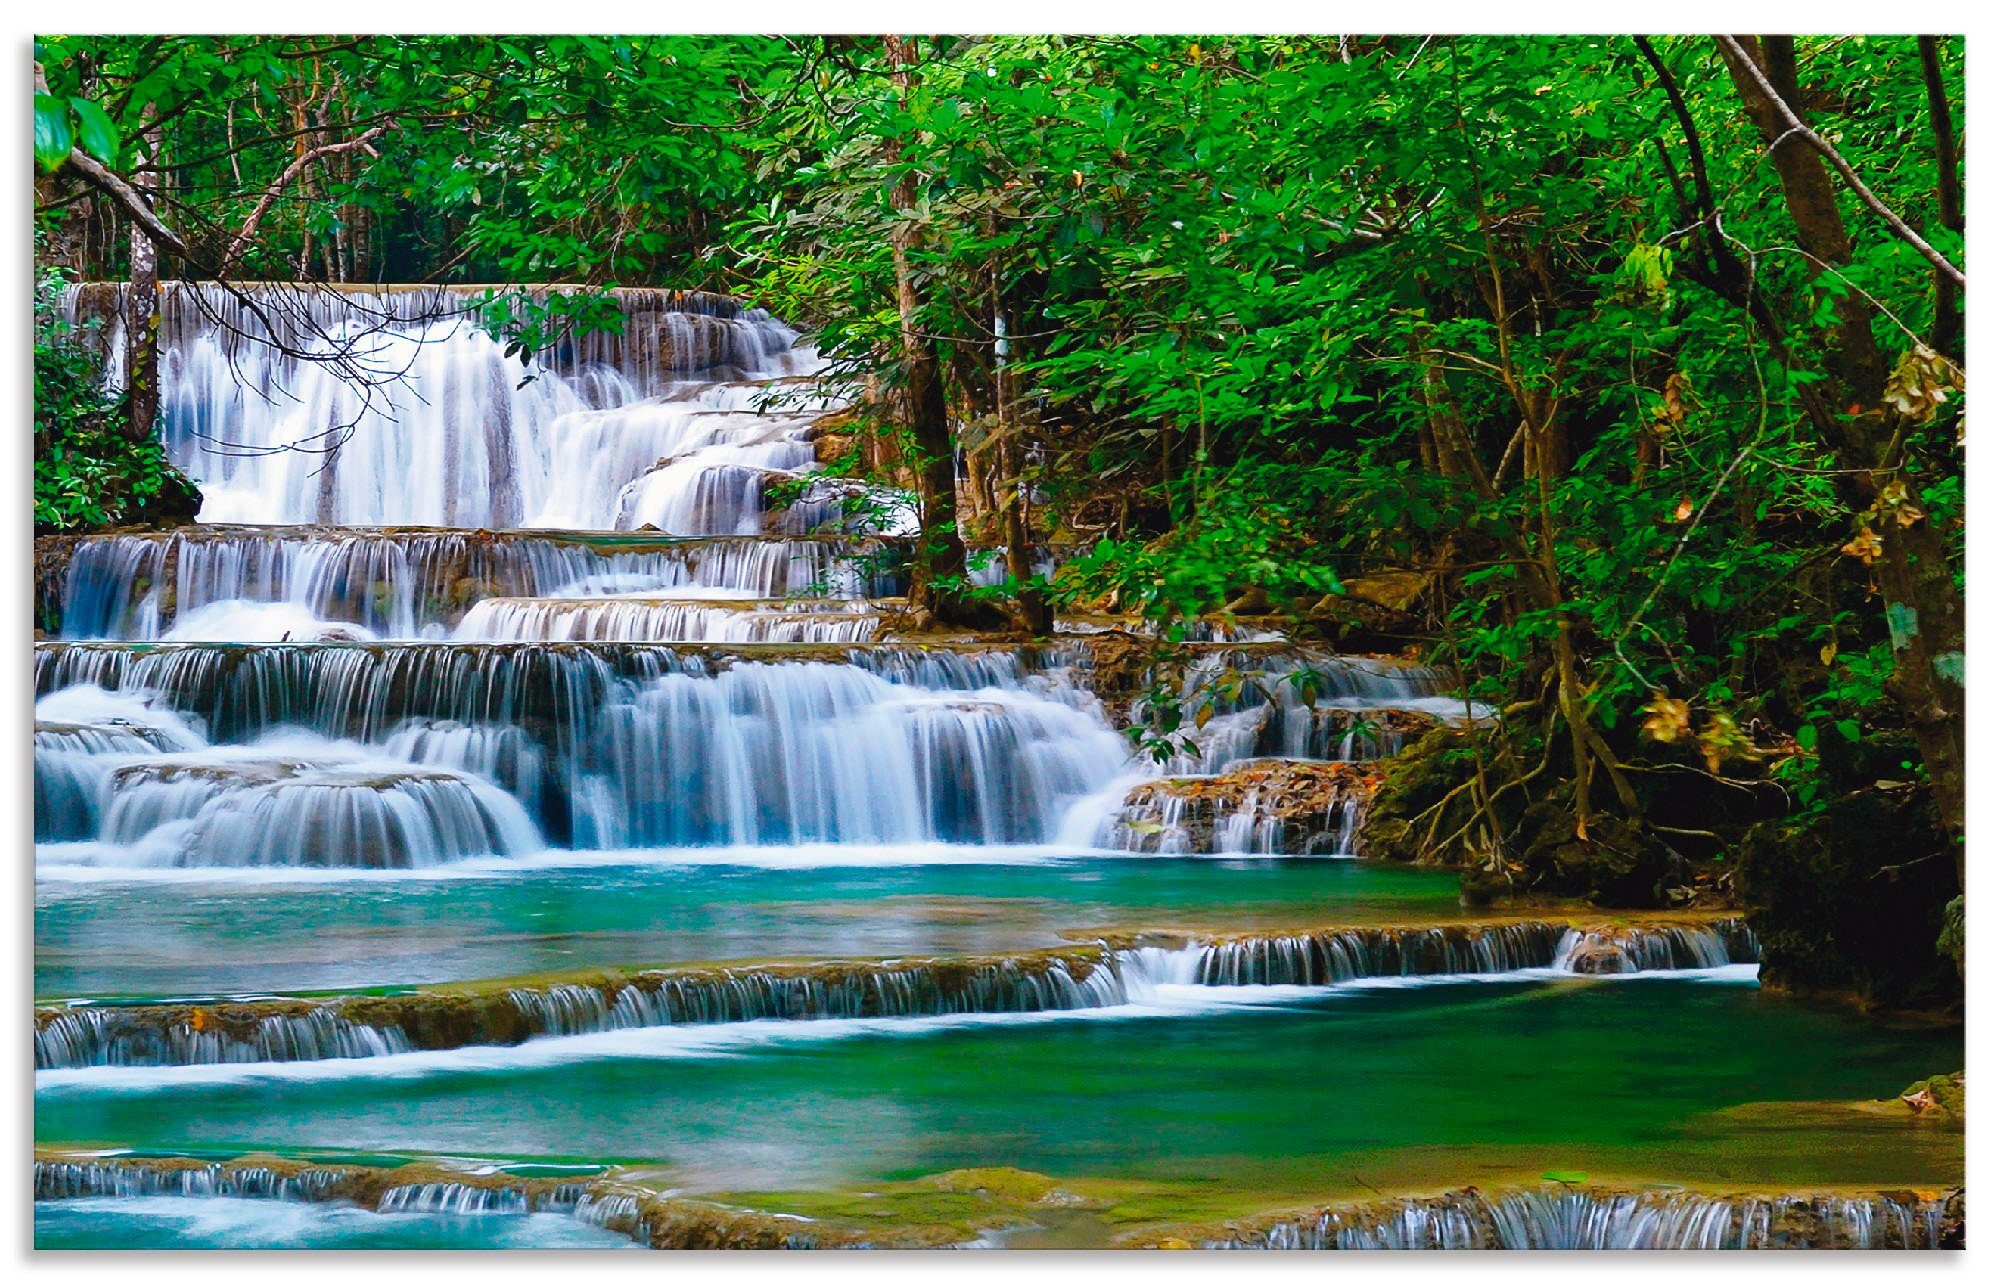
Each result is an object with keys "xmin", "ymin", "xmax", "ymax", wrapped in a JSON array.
[
  {"xmin": 32, "ymin": 261, "xmax": 198, "ymax": 532},
  {"xmin": 34, "ymin": 35, "xmax": 1965, "ymax": 938}
]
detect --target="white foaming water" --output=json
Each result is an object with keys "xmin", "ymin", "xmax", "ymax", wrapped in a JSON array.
[
  {"xmin": 576, "ymin": 662, "xmax": 1133, "ymax": 848},
  {"xmin": 452, "ymin": 598, "xmax": 882, "ymax": 644},
  {"xmin": 72, "ymin": 282, "xmax": 839, "ymax": 532},
  {"xmin": 35, "ymin": 964, "xmax": 1757, "ymax": 1090},
  {"xmin": 42, "ymin": 720, "xmax": 541, "ymax": 871},
  {"xmin": 161, "ymin": 600, "xmax": 379, "ymax": 643},
  {"xmin": 56, "ymin": 530, "xmax": 909, "ymax": 640},
  {"xmin": 33, "ymin": 1195, "xmax": 639, "ymax": 1249}
]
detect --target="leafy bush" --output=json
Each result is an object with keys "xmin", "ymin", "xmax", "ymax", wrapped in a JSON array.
[{"xmin": 33, "ymin": 262, "xmax": 200, "ymax": 532}]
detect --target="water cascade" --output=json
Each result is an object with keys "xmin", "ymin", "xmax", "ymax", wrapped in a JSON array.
[
  {"xmin": 1191, "ymin": 1187, "xmax": 1955, "ymax": 1250},
  {"xmin": 34, "ymin": 919, "xmax": 1758, "ymax": 1068}
]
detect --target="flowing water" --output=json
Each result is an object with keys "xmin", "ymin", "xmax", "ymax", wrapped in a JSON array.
[{"xmin": 34, "ymin": 283, "xmax": 1959, "ymax": 1248}]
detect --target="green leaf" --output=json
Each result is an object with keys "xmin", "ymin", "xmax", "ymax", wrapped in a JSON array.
[
  {"xmin": 1541, "ymin": 1171, "xmax": 1588, "ymax": 1185},
  {"xmin": 33, "ymin": 93, "xmax": 73, "ymax": 170},
  {"xmin": 68, "ymin": 96, "xmax": 121, "ymax": 165},
  {"xmin": 1795, "ymin": 724, "xmax": 1818, "ymax": 751}
]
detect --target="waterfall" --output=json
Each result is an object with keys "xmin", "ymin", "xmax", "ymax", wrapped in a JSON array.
[
  {"xmin": 1097, "ymin": 760, "xmax": 1375, "ymax": 855},
  {"xmin": 34, "ymin": 644, "xmax": 1130, "ymax": 854},
  {"xmin": 36, "ymin": 1159, "xmax": 348, "ymax": 1203},
  {"xmin": 51, "ymin": 528, "xmax": 909, "ymax": 640},
  {"xmin": 34, "ymin": 686, "xmax": 209, "ymax": 842},
  {"xmin": 47, "ymin": 726, "xmax": 543, "ymax": 870},
  {"xmin": 37, "ymin": 1005, "xmax": 415, "ymax": 1068},
  {"xmin": 578, "ymin": 665, "xmax": 1130, "ymax": 847},
  {"xmin": 452, "ymin": 598, "xmax": 884, "ymax": 644},
  {"xmin": 65, "ymin": 283, "xmax": 843, "ymax": 531},
  {"xmin": 1156, "ymin": 652, "xmax": 1476, "ymax": 776},
  {"xmin": 34, "ymin": 920, "xmax": 1758, "ymax": 1068},
  {"xmin": 35, "ymin": 1156, "xmax": 590, "ymax": 1217}
]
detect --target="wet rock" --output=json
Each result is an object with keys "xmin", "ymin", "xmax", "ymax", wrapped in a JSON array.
[
  {"xmin": 1353, "ymin": 725, "xmax": 1483, "ymax": 864},
  {"xmin": 1517, "ymin": 807, "xmax": 1679, "ymax": 906},
  {"xmin": 1107, "ymin": 759, "xmax": 1379, "ymax": 855}
]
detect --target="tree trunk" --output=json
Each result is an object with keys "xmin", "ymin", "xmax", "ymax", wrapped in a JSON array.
[
  {"xmin": 994, "ymin": 308, "xmax": 1052, "ymax": 635},
  {"xmin": 1717, "ymin": 35, "xmax": 1964, "ymax": 851},
  {"xmin": 883, "ymin": 35, "xmax": 983, "ymax": 627},
  {"xmin": 1917, "ymin": 35, "xmax": 1963, "ymax": 359},
  {"xmin": 125, "ymin": 109, "xmax": 162, "ymax": 446}
]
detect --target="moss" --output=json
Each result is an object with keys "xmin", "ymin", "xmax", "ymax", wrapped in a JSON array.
[{"xmin": 1353, "ymin": 724, "xmax": 1483, "ymax": 864}]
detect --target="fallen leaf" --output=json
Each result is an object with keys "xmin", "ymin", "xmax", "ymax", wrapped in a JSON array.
[
  {"xmin": 1841, "ymin": 527, "xmax": 1883, "ymax": 564},
  {"xmin": 1641, "ymin": 692, "xmax": 1691, "ymax": 743}
]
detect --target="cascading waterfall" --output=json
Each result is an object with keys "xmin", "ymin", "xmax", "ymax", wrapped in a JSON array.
[
  {"xmin": 35, "ymin": 1157, "xmax": 591, "ymax": 1218},
  {"xmin": 37, "ymin": 702, "xmax": 542, "ymax": 870},
  {"xmin": 36, "ymin": 1160, "xmax": 350, "ymax": 1204},
  {"xmin": 38, "ymin": 292, "xmax": 1465, "ymax": 860},
  {"xmin": 1196, "ymin": 1188, "xmax": 1954, "ymax": 1250},
  {"xmin": 1096, "ymin": 760, "xmax": 1377, "ymax": 856},
  {"xmin": 35, "ymin": 280, "xmax": 1939, "ymax": 1253},
  {"xmin": 34, "ymin": 1157, "xmax": 839, "ymax": 1250},
  {"xmin": 35, "ymin": 645, "xmax": 1130, "ymax": 855},
  {"xmin": 34, "ymin": 686, "xmax": 208, "ymax": 842},
  {"xmin": 51, "ymin": 528, "xmax": 909, "ymax": 641},
  {"xmin": 452, "ymin": 598, "xmax": 884, "ymax": 644},
  {"xmin": 34, "ymin": 919, "xmax": 1759, "ymax": 1069},
  {"xmin": 1158, "ymin": 651, "xmax": 1478, "ymax": 775},
  {"xmin": 581, "ymin": 663, "xmax": 1130, "ymax": 848},
  {"xmin": 65, "ymin": 283, "xmax": 835, "ymax": 531}
]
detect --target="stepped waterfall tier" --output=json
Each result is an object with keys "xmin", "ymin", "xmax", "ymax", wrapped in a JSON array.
[{"xmin": 32, "ymin": 283, "xmax": 1961, "ymax": 1250}]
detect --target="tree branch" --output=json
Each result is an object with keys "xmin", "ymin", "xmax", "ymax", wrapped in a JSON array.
[
  {"xmin": 1712, "ymin": 35, "xmax": 1964, "ymax": 286},
  {"xmin": 58, "ymin": 147, "xmax": 189, "ymax": 258},
  {"xmin": 218, "ymin": 124, "xmax": 389, "ymax": 278}
]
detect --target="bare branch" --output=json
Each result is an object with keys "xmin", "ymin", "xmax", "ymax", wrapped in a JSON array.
[{"xmin": 218, "ymin": 124, "xmax": 389, "ymax": 279}]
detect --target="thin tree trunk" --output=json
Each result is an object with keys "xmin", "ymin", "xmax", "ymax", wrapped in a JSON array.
[
  {"xmin": 125, "ymin": 108, "xmax": 162, "ymax": 446},
  {"xmin": 993, "ymin": 293, "xmax": 1051, "ymax": 634},
  {"xmin": 883, "ymin": 35, "xmax": 981, "ymax": 626},
  {"xmin": 1917, "ymin": 35, "xmax": 1963, "ymax": 358}
]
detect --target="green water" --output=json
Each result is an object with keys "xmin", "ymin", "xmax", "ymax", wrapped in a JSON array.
[
  {"xmin": 36, "ymin": 856, "xmax": 1463, "ymax": 997},
  {"xmin": 36, "ymin": 975, "xmax": 1959, "ymax": 1202},
  {"xmin": 33, "ymin": 1197, "xmax": 638, "ymax": 1249}
]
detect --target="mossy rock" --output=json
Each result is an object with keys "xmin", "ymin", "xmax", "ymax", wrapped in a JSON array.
[
  {"xmin": 1515, "ymin": 805, "xmax": 1679, "ymax": 906},
  {"xmin": 1736, "ymin": 786, "xmax": 1962, "ymax": 1011},
  {"xmin": 923, "ymin": 1167, "xmax": 1063, "ymax": 1203},
  {"xmin": 1353, "ymin": 725, "xmax": 1481, "ymax": 864},
  {"xmin": 1896, "ymin": 1071, "xmax": 1966, "ymax": 1122}
]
